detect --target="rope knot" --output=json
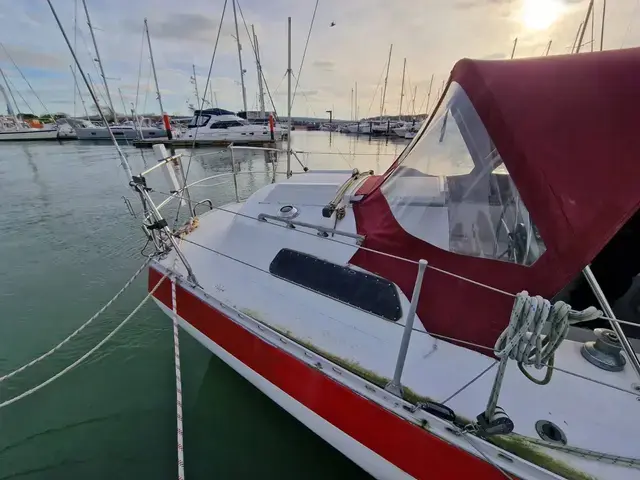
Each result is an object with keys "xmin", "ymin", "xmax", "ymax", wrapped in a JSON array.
[{"xmin": 494, "ymin": 291, "xmax": 602, "ymax": 384}]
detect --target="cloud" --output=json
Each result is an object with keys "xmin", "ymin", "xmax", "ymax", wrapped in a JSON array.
[
  {"xmin": 0, "ymin": 44, "xmax": 66, "ymax": 70},
  {"xmin": 1, "ymin": 0, "xmax": 637, "ymax": 120},
  {"xmin": 125, "ymin": 13, "xmax": 235, "ymax": 43},
  {"xmin": 312, "ymin": 60, "xmax": 335, "ymax": 71},
  {"xmin": 482, "ymin": 52, "xmax": 508, "ymax": 60}
]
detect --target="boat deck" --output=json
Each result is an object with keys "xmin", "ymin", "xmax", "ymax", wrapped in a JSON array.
[{"xmin": 155, "ymin": 173, "xmax": 640, "ymax": 480}]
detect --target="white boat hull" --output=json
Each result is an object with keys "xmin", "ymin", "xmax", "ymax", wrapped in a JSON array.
[
  {"xmin": 181, "ymin": 125, "xmax": 286, "ymax": 142},
  {"xmin": 153, "ymin": 299, "xmax": 411, "ymax": 479},
  {"xmin": 346, "ymin": 123, "xmax": 372, "ymax": 134},
  {"xmin": 0, "ymin": 129, "xmax": 59, "ymax": 141},
  {"xmin": 76, "ymin": 126, "xmax": 166, "ymax": 140}
]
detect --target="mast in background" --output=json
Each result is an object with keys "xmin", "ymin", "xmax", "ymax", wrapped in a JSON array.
[
  {"xmin": 355, "ymin": 82, "xmax": 358, "ymax": 120},
  {"xmin": 349, "ymin": 88, "xmax": 353, "ymax": 121},
  {"xmin": 398, "ymin": 57, "xmax": 406, "ymax": 120},
  {"xmin": 144, "ymin": 18, "xmax": 171, "ymax": 139},
  {"xmin": 252, "ymin": 24, "xmax": 266, "ymax": 119},
  {"xmin": 191, "ymin": 64, "xmax": 200, "ymax": 110},
  {"xmin": 81, "ymin": 0, "xmax": 116, "ymax": 123},
  {"xmin": 576, "ymin": 0, "xmax": 594, "ymax": 54},
  {"xmin": 600, "ymin": 0, "xmax": 606, "ymax": 51},
  {"xmin": 286, "ymin": 16, "xmax": 292, "ymax": 178},
  {"xmin": 0, "ymin": 67, "xmax": 19, "ymax": 121},
  {"xmin": 69, "ymin": 64, "xmax": 90, "ymax": 120},
  {"xmin": 232, "ymin": 0, "xmax": 248, "ymax": 113},
  {"xmin": 411, "ymin": 85, "xmax": 418, "ymax": 117},
  {"xmin": 425, "ymin": 74, "xmax": 434, "ymax": 116},
  {"xmin": 380, "ymin": 44, "xmax": 393, "ymax": 118},
  {"xmin": 545, "ymin": 40, "xmax": 553, "ymax": 56},
  {"xmin": 510, "ymin": 37, "xmax": 518, "ymax": 59}
]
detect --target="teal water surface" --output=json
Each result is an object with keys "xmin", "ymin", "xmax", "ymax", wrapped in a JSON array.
[{"xmin": 0, "ymin": 133, "xmax": 403, "ymax": 479}]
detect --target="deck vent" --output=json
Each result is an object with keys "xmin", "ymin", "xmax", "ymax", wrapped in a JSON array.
[
  {"xmin": 278, "ymin": 205, "xmax": 299, "ymax": 219},
  {"xmin": 535, "ymin": 420, "xmax": 567, "ymax": 445}
]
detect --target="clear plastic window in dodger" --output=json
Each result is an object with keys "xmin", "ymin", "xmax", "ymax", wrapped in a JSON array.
[{"xmin": 381, "ymin": 82, "xmax": 545, "ymax": 266}]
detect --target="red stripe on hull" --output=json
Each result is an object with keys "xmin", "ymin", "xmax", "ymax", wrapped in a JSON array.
[{"xmin": 149, "ymin": 268, "xmax": 504, "ymax": 479}]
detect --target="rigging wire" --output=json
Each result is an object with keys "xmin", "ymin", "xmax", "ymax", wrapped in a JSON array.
[
  {"xmin": 3, "ymin": 74, "xmax": 35, "ymax": 114},
  {"xmin": 0, "ymin": 42, "xmax": 52, "ymax": 118},
  {"xmin": 0, "ymin": 66, "xmax": 24, "ymax": 114},
  {"xmin": 291, "ymin": 0, "xmax": 320, "ymax": 108},
  {"xmin": 73, "ymin": 0, "xmax": 78, "ymax": 118},
  {"xmin": 290, "ymin": 71, "xmax": 319, "ymax": 118},
  {"xmin": 620, "ymin": 0, "xmax": 640, "ymax": 48},
  {"xmin": 134, "ymin": 23, "xmax": 147, "ymax": 116},
  {"xmin": 271, "ymin": 71, "xmax": 288, "ymax": 97},
  {"xmin": 168, "ymin": 231, "xmax": 640, "ymax": 399},
  {"xmin": 153, "ymin": 185, "xmax": 640, "ymax": 336},
  {"xmin": 75, "ymin": 27, "xmax": 110, "ymax": 107},
  {"xmin": 365, "ymin": 61, "xmax": 388, "ymax": 119},
  {"xmin": 235, "ymin": 0, "xmax": 280, "ymax": 118},
  {"xmin": 176, "ymin": 0, "xmax": 229, "ymax": 227}
]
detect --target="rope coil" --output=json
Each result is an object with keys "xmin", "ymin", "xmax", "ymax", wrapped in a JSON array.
[{"xmin": 494, "ymin": 292, "xmax": 602, "ymax": 384}]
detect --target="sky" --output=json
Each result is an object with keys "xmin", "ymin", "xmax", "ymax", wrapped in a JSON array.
[{"xmin": 0, "ymin": 0, "xmax": 639, "ymax": 120}]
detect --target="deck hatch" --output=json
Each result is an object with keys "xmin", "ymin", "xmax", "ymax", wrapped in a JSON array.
[{"xmin": 269, "ymin": 248, "xmax": 402, "ymax": 321}]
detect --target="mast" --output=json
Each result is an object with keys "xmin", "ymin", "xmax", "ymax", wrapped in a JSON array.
[
  {"xmin": 576, "ymin": 0, "xmax": 594, "ymax": 54},
  {"xmin": 355, "ymin": 82, "xmax": 358, "ymax": 120},
  {"xmin": 0, "ymin": 84, "xmax": 15, "ymax": 118},
  {"xmin": 425, "ymin": 74, "xmax": 434, "ymax": 115},
  {"xmin": 251, "ymin": 25, "xmax": 266, "ymax": 119},
  {"xmin": 571, "ymin": 22, "xmax": 583, "ymax": 53},
  {"xmin": 70, "ymin": 64, "xmax": 90, "ymax": 119},
  {"xmin": 398, "ymin": 57, "xmax": 406, "ymax": 120},
  {"xmin": 144, "ymin": 18, "xmax": 171, "ymax": 139},
  {"xmin": 232, "ymin": 0, "xmax": 248, "ymax": 113},
  {"xmin": 73, "ymin": 0, "xmax": 78, "ymax": 118},
  {"xmin": 81, "ymin": 0, "xmax": 116, "ymax": 123},
  {"xmin": 350, "ymin": 88, "xmax": 353, "ymax": 121},
  {"xmin": 411, "ymin": 85, "xmax": 418, "ymax": 117},
  {"xmin": 510, "ymin": 37, "xmax": 518, "ymax": 59},
  {"xmin": 191, "ymin": 64, "xmax": 200, "ymax": 109},
  {"xmin": 600, "ymin": 0, "xmax": 606, "ymax": 51},
  {"xmin": 545, "ymin": 40, "xmax": 553, "ymax": 56},
  {"xmin": 0, "ymin": 67, "xmax": 19, "ymax": 121},
  {"xmin": 380, "ymin": 44, "xmax": 392, "ymax": 118},
  {"xmin": 286, "ymin": 16, "xmax": 292, "ymax": 178},
  {"xmin": 118, "ymin": 88, "xmax": 128, "ymax": 121}
]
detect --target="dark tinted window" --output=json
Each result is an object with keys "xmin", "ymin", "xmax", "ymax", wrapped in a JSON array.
[
  {"xmin": 210, "ymin": 121, "xmax": 244, "ymax": 129},
  {"xmin": 187, "ymin": 115, "xmax": 210, "ymax": 128},
  {"xmin": 269, "ymin": 249, "xmax": 402, "ymax": 321}
]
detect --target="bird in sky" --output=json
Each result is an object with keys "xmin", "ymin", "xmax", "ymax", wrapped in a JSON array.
[{"xmin": 330, "ymin": 22, "xmax": 336, "ymax": 27}]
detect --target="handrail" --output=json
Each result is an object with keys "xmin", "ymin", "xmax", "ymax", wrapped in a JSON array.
[
  {"xmin": 139, "ymin": 153, "xmax": 183, "ymax": 177},
  {"xmin": 257, "ymin": 213, "xmax": 364, "ymax": 244}
]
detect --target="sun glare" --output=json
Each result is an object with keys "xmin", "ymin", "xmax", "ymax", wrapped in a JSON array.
[{"xmin": 521, "ymin": 0, "xmax": 562, "ymax": 31}]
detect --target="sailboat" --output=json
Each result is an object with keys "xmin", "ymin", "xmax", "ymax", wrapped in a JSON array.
[
  {"xmin": 143, "ymin": 48, "xmax": 640, "ymax": 480},
  {"xmin": 74, "ymin": 2, "xmax": 167, "ymax": 141},
  {"xmin": 0, "ymin": 85, "xmax": 58, "ymax": 141}
]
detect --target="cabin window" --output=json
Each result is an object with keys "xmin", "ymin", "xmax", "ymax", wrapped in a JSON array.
[
  {"xmin": 187, "ymin": 115, "xmax": 210, "ymax": 128},
  {"xmin": 269, "ymin": 249, "xmax": 402, "ymax": 321},
  {"xmin": 381, "ymin": 82, "xmax": 546, "ymax": 266},
  {"xmin": 210, "ymin": 121, "xmax": 244, "ymax": 129}
]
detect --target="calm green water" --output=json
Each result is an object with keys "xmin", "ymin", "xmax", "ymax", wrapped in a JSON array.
[{"xmin": 0, "ymin": 132, "xmax": 403, "ymax": 479}]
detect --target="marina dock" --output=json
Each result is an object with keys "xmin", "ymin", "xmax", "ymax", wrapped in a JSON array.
[{"xmin": 132, "ymin": 138, "xmax": 281, "ymax": 149}]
